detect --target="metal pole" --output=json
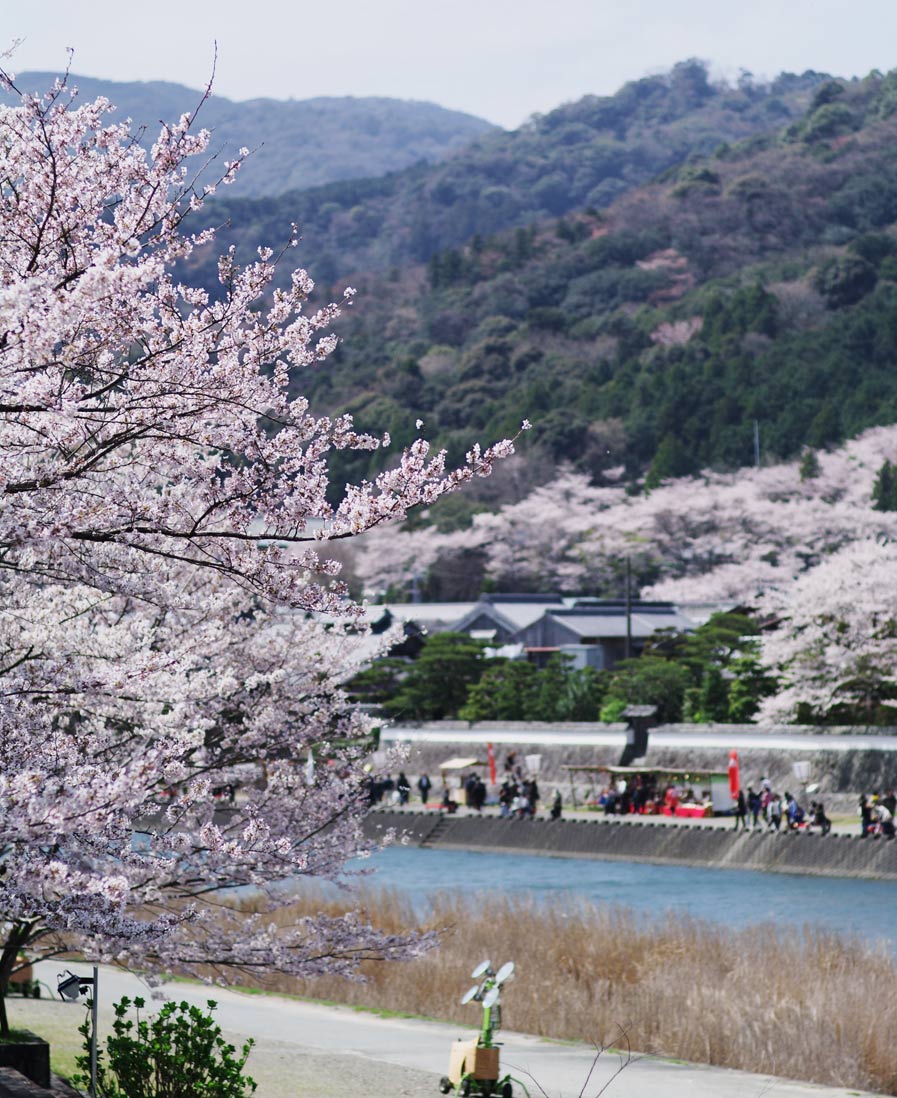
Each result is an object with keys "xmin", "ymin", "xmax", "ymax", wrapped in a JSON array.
[
  {"xmin": 90, "ymin": 966, "xmax": 98, "ymax": 1098},
  {"xmin": 753, "ymin": 420, "xmax": 760, "ymax": 467},
  {"xmin": 624, "ymin": 556, "xmax": 632, "ymax": 661}
]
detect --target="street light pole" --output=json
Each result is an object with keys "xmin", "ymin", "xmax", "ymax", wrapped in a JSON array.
[
  {"xmin": 57, "ymin": 968, "xmax": 99, "ymax": 1098},
  {"xmin": 90, "ymin": 966, "xmax": 98, "ymax": 1098}
]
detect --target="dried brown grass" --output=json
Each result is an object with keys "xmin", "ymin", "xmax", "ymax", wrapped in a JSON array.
[{"xmin": 228, "ymin": 888, "xmax": 897, "ymax": 1095}]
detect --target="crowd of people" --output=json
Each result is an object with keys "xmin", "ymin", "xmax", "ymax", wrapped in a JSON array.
[
  {"xmin": 594, "ymin": 773, "xmax": 840, "ymax": 834},
  {"xmin": 731, "ymin": 782, "xmax": 831, "ymax": 833},
  {"xmin": 378, "ymin": 751, "xmax": 564, "ymax": 820},
  {"xmin": 367, "ymin": 762, "xmax": 896, "ymax": 839},
  {"xmin": 497, "ymin": 774, "xmax": 540, "ymax": 817},
  {"xmin": 859, "ymin": 791, "xmax": 896, "ymax": 837}
]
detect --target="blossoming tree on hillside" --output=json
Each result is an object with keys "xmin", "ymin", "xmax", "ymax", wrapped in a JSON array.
[
  {"xmin": 354, "ymin": 427, "xmax": 897, "ymax": 603},
  {"xmin": 758, "ymin": 540, "xmax": 897, "ymax": 724},
  {"xmin": 0, "ymin": 71, "xmax": 516, "ymax": 1030}
]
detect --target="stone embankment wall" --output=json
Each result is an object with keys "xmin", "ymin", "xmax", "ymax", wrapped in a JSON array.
[
  {"xmin": 390, "ymin": 734, "xmax": 897, "ymax": 810},
  {"xmin": 364, "ymin": 810, "xmax": 897, "ymax": 880}
]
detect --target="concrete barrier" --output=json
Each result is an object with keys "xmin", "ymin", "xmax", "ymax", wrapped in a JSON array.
[{"xmin": 363, "ymin": 811, "xmax": 897, "ymax": 880}]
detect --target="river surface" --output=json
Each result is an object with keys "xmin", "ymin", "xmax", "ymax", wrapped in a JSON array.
[{"xmin": 352, "ymin": 845, "xmax": 897, "ymax": 948}]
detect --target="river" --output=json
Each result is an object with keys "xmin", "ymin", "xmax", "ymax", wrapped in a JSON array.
[{"xmin": 354, "ymin": 844, "xmax": 897, "ymax": 948}]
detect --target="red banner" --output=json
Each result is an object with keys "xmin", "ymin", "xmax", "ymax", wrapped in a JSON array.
[
  {"xmin": 487, "ymin": 742, "xmax": 496, "ymax": 785},
  {"xmin": 728, "ymin": 749, "xmax": 740, "ymax": 798}
]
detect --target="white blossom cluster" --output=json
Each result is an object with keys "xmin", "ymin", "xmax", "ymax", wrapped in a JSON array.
[
  {"xmin": 355, "ymin": 427, "xmax": 897, "ymax": 721},
  {"xmin": 0, "ymin": 73, "xmax": 500, "ymax": 996}
]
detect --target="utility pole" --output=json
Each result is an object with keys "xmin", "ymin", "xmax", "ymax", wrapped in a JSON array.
[
  {"xmin": 753, "ymin": 419, "xmax": 760, "ymax": 468},
  {"xmin": 624, "ymin": 555, "xmax": 632, "ymax": 661}
]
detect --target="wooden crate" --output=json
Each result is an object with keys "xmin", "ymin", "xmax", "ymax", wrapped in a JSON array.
[{"xmin": 448, "ymin": 1039, "xmax": 499, "ymax": 1084}]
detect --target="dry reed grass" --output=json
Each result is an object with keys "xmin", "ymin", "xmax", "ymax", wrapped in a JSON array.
[{"xmin": 223, "ymin": 888, "xmax": 897, "ymax": 1095}]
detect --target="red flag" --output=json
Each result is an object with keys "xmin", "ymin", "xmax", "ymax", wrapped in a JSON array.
[
  {"xmin": 487, "ymin": 742, "xmax": 496, "ymax": 785},
  {"xmin": 728, "ymin": 750, "xmax": 740, "ymax": 798}
]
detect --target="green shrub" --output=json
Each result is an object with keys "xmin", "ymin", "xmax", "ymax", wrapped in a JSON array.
[
  {"xmin": 75, "ymin": 996, "xmax": 256, "ymax": 1098},
  {"xmin": 802, "ymin": 102, "xmax": 856, "ymax": 142},
  {"xmin": 813, "ymin": 254, "xmax": 877, "ymax": 307}
]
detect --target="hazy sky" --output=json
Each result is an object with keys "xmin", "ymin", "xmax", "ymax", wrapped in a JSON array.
[{"xmin": 8, "ymin": 0, "xmax": 897, "ymax": 128}]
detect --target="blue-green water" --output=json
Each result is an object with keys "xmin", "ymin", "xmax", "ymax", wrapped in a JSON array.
[{"xmin": 357, "ymin": 845, "xmax": 897, "ymax": 948}]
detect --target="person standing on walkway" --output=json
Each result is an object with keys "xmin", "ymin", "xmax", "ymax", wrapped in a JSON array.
[
  {"xmin": 874, "ymin": 800, "xmax": 895, "ymax": 838},
  {"xmin": 418, "ymin": 772, "xmax": 432, "ymax": 805},
  {"xmin": 734, "ymin": 788, "xmax": 747, "ymax": 830},
  {"xmin": 859, "ymin": 793, "xmax": 872, "ymax": 837},
  {"xmin": 747, "ymin": 786, "xmax": 761, "ymax": 830}
]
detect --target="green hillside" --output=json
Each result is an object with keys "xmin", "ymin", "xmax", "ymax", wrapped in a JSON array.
[
  {"xmin": 295, "ymin": 68, "xmax": 897, "ymax": 498},
  {"xmin": 8, "ymin": 72, "xmax": 496, "ymax": 197},
  {"xmin": 192, "ymin": 61, "xmax": 825, "ymax": 280}
]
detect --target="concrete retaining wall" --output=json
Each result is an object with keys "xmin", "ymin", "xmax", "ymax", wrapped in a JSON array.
[{"xmin": 364, "ymin": 810, "xmax": 897, "ymax": 880}]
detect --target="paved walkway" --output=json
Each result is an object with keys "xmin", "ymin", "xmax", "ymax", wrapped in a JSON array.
[
  {"xmin": 33, "ymin": 964, "xmax": 883, "ymax": 1098},
  {"xmin": 380, "ymin": 802, "xmax": 862, "ymax": 836}
]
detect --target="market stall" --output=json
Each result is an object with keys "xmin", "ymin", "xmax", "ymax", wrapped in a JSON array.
[{"xmin": 561, "ymin": 764, "xmax": 735, "ymax": 816}]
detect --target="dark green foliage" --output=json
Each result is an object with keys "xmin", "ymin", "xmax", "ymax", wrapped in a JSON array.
[
  {"xmin": 377, "ymin": 615, "xmax": 771, "ymax": 725},
  {"xmin": 382, "ymin": 633, "xmax": 490, "ymax": 720},
  {"xmin": 672, "ymin": 164, "xmax": 722, "ymax": 197},
  {"xmin": 459, "ymin": 655, "xmax": 607, "ymax": 722},
  {"xmin": 847, "ymin": 232, "xmax": 897, "ymax": 266},
  {"xmin": 813, "ymin": 255, "xmax": 878, "ymax": 307},
  {"xmin": 809, "ymin": 80, "xmax": 846, "ymax": 111},
  {"xmin": 184, "ymin": 62, "xmax": 821, "ymax": 282},
  {"xmin": 802, "ymin": 102, "xmax": 857, "ymax": 142},
  {"xmin": 75, "ymin": 997, "xmax": 255, "ymax": 1098},
  {"xmin": 798, "ymin": 448, "xmax": 821, "ymax": 480},
  {"xmin": 872, "ymin": 459, "xmax": 897, "ymax": 511},
  {"xmin": 460, "ymin": 660, "xmax": 542, "ymax": 721},
  {"xmin": 346, "ymin": 658, "xmax": 408, "ymax": 705},
  {"xmin": 645, "ymin": 434, "xmax": 693, "ymax": 488},
  {"xmin": 726, "ymin": 654, "xmax": 779, "ymax": 722},
  {"xmin": 600, "ymin": 657, "xmax": 691, "ymax": 723},
  {"xmin": 172, "ymin": 64, "xmax": 897, "ymax": 489},
  {"xmin": 693, "ymin": 666, "xmax": 730, "ymax": 722},
  {"xmin": 637, "ymin": 613, "xmax": 776, "ymax": 723}
]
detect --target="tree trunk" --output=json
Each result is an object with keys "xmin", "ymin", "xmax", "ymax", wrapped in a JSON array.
[{"xmin": 0, "ymin": 921, "xmax": 38, "ymax": 1037}]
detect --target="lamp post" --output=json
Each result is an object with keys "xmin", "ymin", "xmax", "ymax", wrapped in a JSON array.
[{"xmin": 58, "ymin": 967, "xmax": 98, "ymax": 1098}]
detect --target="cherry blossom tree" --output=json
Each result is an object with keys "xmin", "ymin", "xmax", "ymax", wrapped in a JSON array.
[
  {"xmin": 355, "ymin": 426, "xmax": 897, "ymax": 604},
  {"xmin": 0, "ymin": 70, "xmax": 517, "ymax": 1030},
  {"xmin": 757, "ymin": 540, "xmax": 897, "ymax": 724}
]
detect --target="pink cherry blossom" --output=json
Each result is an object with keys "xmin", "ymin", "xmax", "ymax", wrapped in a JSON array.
[{"xmin": 0, "ymin": 70, "xmax": 507, "ymax": 1020}]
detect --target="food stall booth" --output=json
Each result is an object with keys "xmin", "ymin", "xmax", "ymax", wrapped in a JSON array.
[
  {"xmin": 562, "ymin": 764, "xmax": 735, "ymax": 817},
  {"xmin": 437, "ymin": 757, "xmax": 489, "ymax": 811}
]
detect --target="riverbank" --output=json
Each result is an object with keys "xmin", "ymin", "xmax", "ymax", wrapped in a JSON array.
[
  {"xmin": 364, "ymin": 808, "xmax": 897, "ymax": 879},
  {"xmin": 224, "ymin": 885, "xmax": 897, "ymax": 1094},
  {"xmin": 22, "ymin": 963, "xmax": 883, "ymax": 1098}
]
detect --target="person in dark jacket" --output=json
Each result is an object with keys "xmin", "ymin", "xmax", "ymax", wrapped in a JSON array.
[
  {"xmin": 747, "ymin": 787, "xmax": 761, "ymax": 830},
  {"xmin": 860, "ymin": 793, "xmax": 872, "ymax": 837},
  {"xmin": 733, "ymin": 788, "xmax": 747, "ymax": 830},
  {"xmin": 417, "ymin": 773, "xmax": 432, "ymax": 805}
]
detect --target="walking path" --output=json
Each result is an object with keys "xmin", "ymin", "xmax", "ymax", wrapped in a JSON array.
[
  {"xmin": 380, "ymin": 802, "xmax": 860, "ymax": 834},
  {"xmin": 29, "ymin": 964, "xmax": 883, "ymax": 1098}
]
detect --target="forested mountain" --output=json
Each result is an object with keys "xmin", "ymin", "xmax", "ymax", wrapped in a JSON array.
[
  {"xmin": 283, "ymin": 67, "xmax": 897, "ymax": 498},
  {"xmin": 8, "ymin": 72, "xmax": 495, "ymax": 196},
  {"xmin": 43, "ymin": 61, "xmax": 897, "ymax": 502},
  {"xmin": 191, "ymin": 60, "xmax": 825, "ymax": 280}
]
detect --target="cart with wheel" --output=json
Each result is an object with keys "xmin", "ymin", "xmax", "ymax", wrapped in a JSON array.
[{"xmin": 438, "ymin": 960, "xmax": 529, "ymax": 1098}]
